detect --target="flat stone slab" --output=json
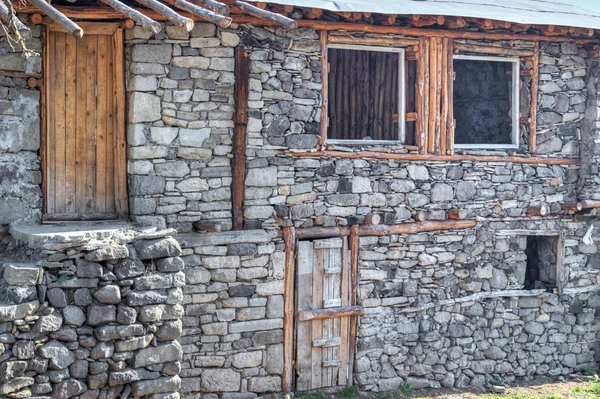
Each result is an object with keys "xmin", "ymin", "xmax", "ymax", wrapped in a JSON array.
[{"xmin": 176, "ymin": 230, "xmax": 274, "ymax": 248}]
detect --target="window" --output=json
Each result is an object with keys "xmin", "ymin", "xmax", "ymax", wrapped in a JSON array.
[
  {"xmin": 524, "ymin": 235, "xmax": 560, "ymax": 290},
  {"xmin": 327, "ymin": 45, "xmax": 405, "ymax": 144},
  {"xmin": 453, "ymin": 55, "xmax": 520, "ymax": 149}
]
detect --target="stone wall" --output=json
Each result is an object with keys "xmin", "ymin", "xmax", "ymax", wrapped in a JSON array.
[
  {"xmin": 0, "ymin": 17, "xmax": 43, "ymax": 233},
  {"xmin": 175, "ymin": 230, "xmax": 285, "ymax": 397},
  {"xmin": 0, "ymin": 228, "xmax": 186, "ymax": 399}
]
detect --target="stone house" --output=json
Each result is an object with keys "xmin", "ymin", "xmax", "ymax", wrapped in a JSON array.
[{"xmin": 1, "ymin": 0, "xmax": 600, "ymax": 397}]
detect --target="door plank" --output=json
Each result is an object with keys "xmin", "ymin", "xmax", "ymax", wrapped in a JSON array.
[
  {"xmin": 75, "ymin": 34, "xmax": 87, "ymax": 214},
  {"xmin": 64, "ymin": 33, "xmax": 78, "ymax": 214},
  {"xmin": 112, "ymin": 28, "xmax": 128, "ymax": 217},
  {"xmin": 95, "ymin": 34, "xmax": 108, "ymax": 212},
  {"xmin": 339, "ymin": 237, "xmax": 350, "ymax": 386},
  {"xmin": 311, "ymin": 246, "xmax": 324, "ymax": 390},
  {"xmin": 105, "ymin": 37, "xmax": 115, "ymax": 213},
  {"xmin": 85, "ymin": 35, "xmax": 98, "ymax": 213},
  {"xmin": 296, "ymin": 241, "xmax": 314, "ymax": 392},
  {"xmin": 54, "ymin": 32, "xmax": 67, "ymax": 214},
  {"xmin": 46, "ymin": 30, "xmax": 56, "ymax": 214}
]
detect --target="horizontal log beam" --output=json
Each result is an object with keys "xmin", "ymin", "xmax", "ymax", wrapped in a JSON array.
[
  {"xmin": 285, "ymin": 150, "xmax": 579, "ymax": 166},
  {"xmin": 328, "ymin": 34, "xmax": 419, "ymax": 47},
  {"xmin": 298, "ymin": 305, "xmax": 364, "ymax": 321},
  {"xmin": 293, "ymin": 220, "xmax": 477, "ymax": 240},
  {"xmin": 10, "ymin": 3, "xmax": 598, "ymax": 44},
  {"xmin": 581, "ymin": 200, "xmax": 600, "ymax": 209},
  {"xmin": 27, "ymin": 0, "xmax": 83, "ymax": 37},
  {"xmin": 0, "ymin": 69, "xmax": 42, "ymax": 78},
  {"xmin": 454, "ymin": 43, "xmax": 534, "ymax": 57},
  {"xmin": 562, "ymin": 202, "xmax": 583, "ymax": 212}
]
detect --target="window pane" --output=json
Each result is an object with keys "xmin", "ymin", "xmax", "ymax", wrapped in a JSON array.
[
  {"xmin": 328, "ymin": 48, "xmax": 400, "ymax": 141},
  {"xmin": 453, "ymin": 59, "xmax": 513, "ymax": 145}
]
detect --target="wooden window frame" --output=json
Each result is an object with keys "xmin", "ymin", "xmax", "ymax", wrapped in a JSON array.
[
  {"xmin": 325, "ymin": 44, "xmax": 406, "ymax": 145},
  {"xmin": 453, "ymin": 54, "xmax": 521, "ymax": 150}
]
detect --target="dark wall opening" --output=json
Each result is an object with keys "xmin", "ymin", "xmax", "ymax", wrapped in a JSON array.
[
  {"xmin": 453, "ymin": 58, "xmax": 513, "ymax": 145},
  {"xmin": 524, "ymin": 236, "xmax": 558, "ymax": 290}
]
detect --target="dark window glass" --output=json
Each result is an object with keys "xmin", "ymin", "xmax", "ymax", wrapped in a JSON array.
[{"xmin": 453, "ymin": 59, "xmax": 513, "ymax": 145}]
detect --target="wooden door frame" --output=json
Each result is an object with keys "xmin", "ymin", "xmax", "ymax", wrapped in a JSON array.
[
  {"xmin": 41, "ymin": 23, "xmax": 128, "ymax": 221},
  {"xmin": 282, "ymin": 226, "xmax": 360, "ymax": 392}
]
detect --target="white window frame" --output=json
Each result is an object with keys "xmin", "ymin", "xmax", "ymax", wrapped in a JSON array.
[
  {"xmin": 453, "ymin": 54, "xmax": 520, "ymax": 150},
  {"xmin": 326, "ymin": 44, "xmax": 406, "ymax": 145}
]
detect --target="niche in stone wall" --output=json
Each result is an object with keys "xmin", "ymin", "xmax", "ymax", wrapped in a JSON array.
[{"xmin": 524, "ymin": 235, "xmax": 559, "ymax": 290}]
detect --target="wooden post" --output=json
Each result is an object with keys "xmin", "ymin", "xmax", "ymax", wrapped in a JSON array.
[
  {"xmin": 232, "ymin": 46, "xmax": 249, "ymax": 231},
  {"xmin": 27, "ymin": 0, "xmax": 83, "ymax": 37},
  {"xmin": 162, "ymin": 0, "xmax": 232, "ymax": 27},
  {"xmin": 446, "ymin": 38, "xmax": 455, "ymax": 155},
  {"xmin": 529, "ymin": 42, "xmax": 539, "ymax": 153},
  {"xmin": 319, "ymin": 30, "xmax": 328, "ymax": 149},
  {"xmin": 416, "ymin": 37, "xmax": 429, "ymax": 154},
  {"xmin": 348, "ymin": 225, "xmax": 359, "ymax": 387},
  {"xmin": 98, "ymin": 0, "xmax": 162, "ymax": 33},
  {"xmin": 439, "ymin": 37, "xmax": 449, "ymax": 155},
  {"xmin": 233, "ymin": 0, "xmax": 297, "ymax": 29},
  {"xmin": 427, "ymin": 37, "xmax": 438, "ymax": 154},
  {"xmin": 282, "ymin": 226, "xmax": 296, "ymax": 392},
  {"xmin": 132, "ymin": 0, "xmax": 194, "ymax": 30}
]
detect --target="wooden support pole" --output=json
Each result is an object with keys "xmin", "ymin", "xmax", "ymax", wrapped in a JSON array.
[
  {"xmin": 233, "ymin": 0, "xmax": 297, "ymax": 29},
  {"xmin": 526, "ymin": 205, "xmax": 548, "ymax": 216},
  {"xmin": 194, "ymin": 0, "xmax": 230, "ymax": 16},
  {"xmin": 348, "ymin": 225, "xmax": 359, "ymax": 388},
  {"xmin": 232, "ymin": 46, "xmax": 249, "ymax": 231},
  {"xmin": 562, "ymin": 203, "xmax": 583, "ymax": 212},
  {"xmin": 529, "ymin": 42, "xmax": 539, "ymax": 153},
  {"xmin": 285, "ymin": 150, "xmax": 579, "ymax": 165},
  {"xmin": 446, "ymin": 38, "xmax": 455, "ymax": 155},
  {"xmin": 282, "ymin": 226, "xmax": 296, "ymax": 393},
  {"xmin": 319, "ymin": 30, "xmax": 328, "ymax": 149},
  {"xmin": 581, "ymin": 200, "xmax": 600, "ymax": 209},
  {"xmin": 293, "ymin": 219, "xmax": 477, "ymax": 240},
  {"xmin": 98, "ymin": 0, "xmax": 162, "ymax": 34},
  {"xmin": 163, "ymin": 0, "xmax": 232, "ymax": 28},
  {"xmin": 28, "ymin": 0, "xmax": 83, "ymax": 37},
  {"xmin": 416, "ymin": 37, "xmax": 429, "ymax": 154},
  {"xmin": 448, "ymin": 209, "xmax": 467, "ymax": 220},
  {"xmin": 132, "ymin": 0, "xmax": 194, "ymax": 30}
]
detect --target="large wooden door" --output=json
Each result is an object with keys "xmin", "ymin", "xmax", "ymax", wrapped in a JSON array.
[
  {"xmin": 296, "ymin": 237, "xmax": 361, "ymax": 391},
  {"xmin": 44, "ymin": 24, "xmax": 127, "ymax": 220}
]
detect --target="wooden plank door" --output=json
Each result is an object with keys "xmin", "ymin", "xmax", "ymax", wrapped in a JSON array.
[
  {"xmin": 296, "ymin": 237, "xmax": 362, "ymax": 391},
  {"xmin": 44, "ymin": 24, "xmax": 127, "ymax": 220}
]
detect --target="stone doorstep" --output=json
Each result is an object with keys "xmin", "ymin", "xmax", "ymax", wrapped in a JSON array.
[{"xmin": 9, "ymin": 221, "xmax": 135, "ymax": 249}]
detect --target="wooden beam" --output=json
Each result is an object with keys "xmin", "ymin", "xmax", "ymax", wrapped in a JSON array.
[
  {"xmin": 194, "ymin": 0, "xmax": 230, "ymax": 16},
  {"xmin": 328, "ymin": 34, "xmax": 419, "ymax": 47},
  {"xmin": 526, "ymin": 205, "xmax": 548, "ymax": 216},
  {"xmin": 454, "ymin": 43, "xmax": 535, "ymax": 57},
  {"xmin": 233, "ymin": 0, "xmax": 297, "ymax": 29},
  {"xmin": 27, "ymin": 0, "xmax": 83, "ymax": 38},
  {"xmin": 163, "ymin": 0, "xmax": 232, "ymax": 27},
  {"xmin": 282, "ymin": 226, "xmax": 296, "ymax": 393},
  {"xmin": 232, "ymin": 46, "xmax": 249, "ymax": 231},
  {"xmin": 562, "ymin": 203, "xmax": 583, "ymax": 212},
  {"xmin": 412, "ymin": 15, "xmax": 445, "ymax": 27},
  {"xmin": 132, "ymin": 0, "xmax": 194, "ymax": 30},
  {"xmin": 448, "ymin": 209, "xmax": 466, "ymax": 220},
  {"xmin": 0, "ymin": 70, "xmax": 41, "ymax": 78},
  {"xmin": 319, "ymin": 30, "xmax": 328, "ymax": 149},
  {"xmin": 444, "ymin": 17, "xmax": 466, "ymax": 29},
  {"xmin": 529, "ymin": 42, "xmax": 539, "ymax": 153},
  {"xmin": 98, "ymin": 0, "xmax": 162, "ymax": 34},
  {"xmin": 298, "ymin": 305, "xmax": 364, "ymax": 321},
  {"xmin": 581, "ymin": 200, "xmax": 600, "ymax": 209},
  {"xmin": 293, "ymin": 220, "xmax": 477, "ymax": 240},
  {"xmin": 113, "ymin": 28, "xmax": 129, "ymax": 219},
  {"xmin": 285, "ymin": 150, "xmax": 579, "ymax": 165},
  {"xmin": 304, "ymin": 7, "xmax": 322, "ymax": 19}
]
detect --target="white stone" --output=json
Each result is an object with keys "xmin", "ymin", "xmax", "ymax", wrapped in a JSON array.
[
  {"xmin": 232, "ymin": 351, "xmax": 262, "ymax": 368},
  {"xmin": 175, "ymin": 178, "xmax": 209, "ymax": 192},
  {"xmin": 179, "ymin": 128, "xmax": 211, "ymax": 147},
  {"xmin": 246, "ymin": 167, "xmax": 277, "ymax": 187},
  {"xmin": 352, "ymin": 176, "xmax": 372, "ymax": 193},
  {"xmin": 128, "ymin": 75, "xmax": 157, "ymax": 92},
  {"xmin": 172, "ymin": 57, "xmax": 210, "ymax": 69},
  {"xmin": 150, "ymin": 127, "xmax": 179, "ymax": 145},
  {"xmin": 220, "ymin": 31, "xmax": 240, "ymax": 47},
  {"xmin": 129, "ymin": 92, "xmax": 161, "ymax": 123}
]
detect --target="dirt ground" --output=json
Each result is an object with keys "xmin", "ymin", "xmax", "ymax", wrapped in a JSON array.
[{"xmin": 295, "ymin": 376, "xmax": 600, "ymax": 399}]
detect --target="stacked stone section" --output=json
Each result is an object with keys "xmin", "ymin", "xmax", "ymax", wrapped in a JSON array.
[
  {"xmin": 126, "ymin": 23, "xmax": 241, "ymax": 232},
  {"xmin": 175, "ymin": 230, "xmax": 285, "ymax": 396},
  {"xmin": 0, "ymin": 228, "xmax": 185, "ymax": 398},
  {"xmin": 0, "ymin": 16, "xmax": 43, "ymax": 233}
]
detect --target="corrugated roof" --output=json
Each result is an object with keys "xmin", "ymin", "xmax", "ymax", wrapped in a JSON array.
[{"xmin": 247, "ymin": 0, "xmax": 600, "ymax": 30}]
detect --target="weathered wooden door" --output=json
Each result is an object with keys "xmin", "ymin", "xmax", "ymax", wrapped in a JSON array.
[
  {"xmin": 296, "ymin": 237, "xmax": 360, "ymax": 391},
  {"xmin": 44, "ymin": 24, "xmax": 127, "ymax": 220}
]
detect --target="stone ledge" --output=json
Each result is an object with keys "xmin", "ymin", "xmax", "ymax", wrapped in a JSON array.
[{"xmin": 176, "ymin": 229, "xmax": 275, "ymax": 247}]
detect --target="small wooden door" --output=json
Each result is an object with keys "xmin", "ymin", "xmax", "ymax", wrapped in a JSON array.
[
  {"xmin": 44, "ymin": 24, "xmax": 127, "ymax": 220},
  {"xmin": 296, "ymin": 237, "xmax": 360, "ymax": 391}
]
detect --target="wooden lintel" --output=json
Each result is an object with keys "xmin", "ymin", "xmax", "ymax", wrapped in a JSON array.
[
  {"xmin": 285, "ymin": 150, "xmax": 579, "ymax": 166},
  {"xmin": 328, "ymin": 34, "xmax": 419, "ymax": 47},
  {"xmin": 293, "ymin": 220, "xmax": 477, "ymax": 240},
  {"xmin": 98, "ymin": 0, "xmax": 162, "ymax": 33},
  {"xmin": 163, "ymin": 0, "xmax": 232, "ymax": 28},
  {"xmin": 232, "ymin": 46, "xmax": 249, "ymax": 231},
  {"xmin": 298, "ymin": 305, "xmax": 364, "ymax": 321},
  {"xmin": 132, "ymin": 0, "xmax": 194, "ymax": 30},
  {"xmin": 233, "ymin": 0, "xmax": 297, "ymax": 29},
  {"xmin": 27, "ymin": 0, "xmax": 83, "ymax": 37},
  {"xmin": 454, "ymin": 43, "xmax": 534, "ymax": 57}
]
